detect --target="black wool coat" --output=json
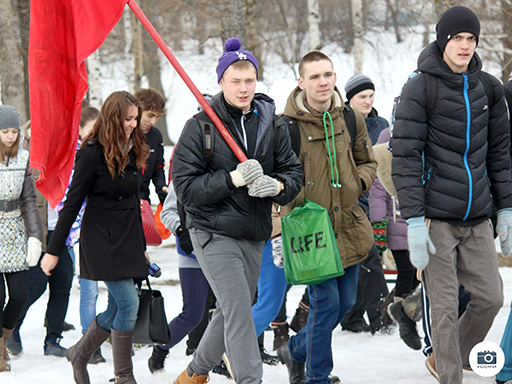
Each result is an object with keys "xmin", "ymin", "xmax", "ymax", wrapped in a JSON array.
[{"xmin": 47, "ymin": 140, "xmax": 148, "ymax": 281}]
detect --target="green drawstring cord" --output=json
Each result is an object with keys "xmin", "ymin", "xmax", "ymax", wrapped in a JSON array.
[{"xmin": 323, "ymin": 111, "xmax": 341, "ymax": 188}]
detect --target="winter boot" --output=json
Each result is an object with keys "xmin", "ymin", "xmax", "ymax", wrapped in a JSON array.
[
  {"xmin": 402, "ymin": 288, "xmax": 422, "ymax": 322},
  {"xmin": 277, "ymin": 344, "xmax": 305, "ymax": 384},
  {"xmin": 272, "ymin": 322, "xmax": 289, "ymax": 351},
  {"xmin": 290, "ymin": 301, "xmax": 309, "ymax": 333},
  {"xmin": 5, "ymin": 327, "xmax": 22, "ymax": 356},
  {"xmin": 148, "ymin": 345, "xmax": 169, "ymax": 373},
  {"xmin": 0, "ymin": 336, "xmax": 10, "ymax": 372},
  {"xmin": 88, "ymin": 347, "xmax": 106, "ymax": 364},
  {"xmin": 44, "ymin": 336, "xmax": 67, "ymax": 357},
  {"xmin": 111, "ymin": 329, "xmax": 136, "ymax": 383},
  {"xmin": 174, "ymin": 369, "xmax": 210, "ymax": 384},
  {"xmin": 2, "ymin": 327, "xmax": 12, "ymax": 362},
  {"xmin": 388, "ymin": 301, "xmax": 421, "ymax": 350},
  {"xmin": 65, "ymin": 319, "xmax": 110, "ymax": 384},
  {"xmin": 212, "ymin": 360, "xmax": 231, "ymax": 379}
]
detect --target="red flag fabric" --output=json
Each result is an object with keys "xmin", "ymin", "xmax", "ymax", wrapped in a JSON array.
[{"xmin": 29, "ymin": 0, "xmax": 128, "ymax": 208}]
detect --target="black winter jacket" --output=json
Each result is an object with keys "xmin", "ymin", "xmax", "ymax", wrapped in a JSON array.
[
  {"xmin": 171, "ymin": 92, "xmax": 302, "ymax": 242},
  {"xmin": 391, "ymin": 42, "xmax": 512, "ymax": 224}
]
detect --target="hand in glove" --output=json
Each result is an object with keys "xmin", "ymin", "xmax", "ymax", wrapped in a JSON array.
[
  {"xmin": 176, "ymin": 224, "xmax": 194, "ymax": 255},
  {"xmin": 230, "ymin": 159, "xmax": 264, "ymax": 188},
  {"xmin": 26, "ymin": 237, "xmax": 42, "ymax": 267},
  {"xmin": 497, "ymin": 208, "xmax": 512, "ymax": 257},
  {"xmin": 406, "ymin": 216, "xmax": 436, "ymax": 269},
  {"xmin": 372, "ymin": 218, "xmax": 389, "ymax": 252},
  {"xmin": 248, "ymin": 175, "xmax": 281, "ymax": 198},
  {"xmin": 271, "ymin": 235, "xmax": 284, "ymax": 268}
]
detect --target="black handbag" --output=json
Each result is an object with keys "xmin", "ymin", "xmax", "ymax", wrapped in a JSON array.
[{"xmin": 132, "ymin": 278, "xmax": 171, "ymax": 345}]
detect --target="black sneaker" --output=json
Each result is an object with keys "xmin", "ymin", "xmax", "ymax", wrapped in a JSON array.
[
  {"xmin": 388, "ymin": 301, "xmax": 421, "ymax": 350},
  {"xmin": 148, "ymin": 345, "xmax": 169, "ymax": 373},
  {"xmin": 44, "ymin": 336, "xmax": 67, "ymax": 357},
  {"xmin": 6, "ymin": 328, "xmax": 22, "ymax": 356},
  {"xmin": 212, "ymin": 360, "xmax": 232, "ymax": 379},
  {"xmin": 260, "ymin": 347, "xmax": 279, "ymax": 366},
  {"xmin": 277, "ymin": 344, "xmax": 305, "ymax": 384}
]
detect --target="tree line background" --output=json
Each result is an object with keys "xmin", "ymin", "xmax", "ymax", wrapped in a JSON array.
[{"xmin": 1, "ymin": 0, "xmax": 511, "ymax": 145}]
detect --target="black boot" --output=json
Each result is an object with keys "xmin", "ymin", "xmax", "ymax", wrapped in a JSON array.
[
  {"xmin": 260, "ymin": 346, "xmax": 279, "ymax": 366},
  {"xmin": 388, "ymin": 301, "xmax": 421, "ymax": 350},
  {"xmin": 111, "ymin": 329, "xmax": 137, "ymax": 383},
  {"xmin": 277, "ymin": 344, "xmax": 305, "ymax": 384},
  {"xmin": 148, "ymin": 345, "xmax": 169, "ymax": 373},
  {"xmin": 65, "ymin": 319, "xmax": 110, "ymax": 384}
]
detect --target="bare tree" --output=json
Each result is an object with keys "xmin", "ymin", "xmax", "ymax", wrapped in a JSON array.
[
  {"xmin": 308, "ymin": 0, "xmax": 322, "ymax": 50},
  {"xmin": 501, "ymin": 0, "xmax": 512, "ymax": 82},
  {"xmin": 131, "ymin": 12, "xmax": 144, "ymax": 91},
  {"xmin": 86, "ymin": 51, "xmax": 103, "ymax": 108},
  {"xmin": 221, "ymin": 0, "xmax": 246, "ymax": 42},
  {"xmin": 14, "ymin": 0, "xmax": 30, "ymax": 119},
  {"xmin": 0, "ymin": 0, "xmax": 27, "ymax": 122},
  {"xmin": 352, "ymin": 0, "xmax": 364, "ymax": 73}
]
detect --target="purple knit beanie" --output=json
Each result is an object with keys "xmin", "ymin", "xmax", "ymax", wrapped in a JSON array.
[{"xmin": 216, "ymin": 38, "xmax": 259, "ymax": 83}]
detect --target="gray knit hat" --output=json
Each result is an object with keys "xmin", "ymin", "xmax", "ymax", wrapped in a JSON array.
[
  {"xmin": 345, "ymin": 74, "xmax": 375, "ymax": 101},
  {"xmin": 0, "ymin": 105, "xmax": 20, "ymax": 130}
]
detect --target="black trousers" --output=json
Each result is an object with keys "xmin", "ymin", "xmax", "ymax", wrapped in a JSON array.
[
  {"xmin": 341, "ymin": 244, "xmax": 389, "ymax": 328},
  {"xmin": 0, "ymin": 270, "xmax": 28, "ymax": 335},
  {"xmin": 15, "ymin": 231, "xmax": 73, "ymax": 342}
]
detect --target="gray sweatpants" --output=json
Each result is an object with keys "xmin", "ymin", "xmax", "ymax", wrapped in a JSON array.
[
  {"xmin": 424, "ymin": 219, "xmax": 503, "ymax": 384},
  {"xmin": 188, "ymin": 228, "xmax": 264, "ymax": 384}
]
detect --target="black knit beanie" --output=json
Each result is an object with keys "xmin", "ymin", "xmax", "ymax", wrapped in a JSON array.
[{"xmin": 436, "ymin": 6, "xmax": 480, "ymax": 53}]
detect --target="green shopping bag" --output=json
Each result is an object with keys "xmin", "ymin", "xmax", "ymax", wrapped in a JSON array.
[{"xmin": 282, "ymin": 199, "xmax": 344, "ymax": 285}]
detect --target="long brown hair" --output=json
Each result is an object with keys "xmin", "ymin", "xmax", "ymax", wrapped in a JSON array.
[
  {"xmin": 0, "ymin": 129, "xmax": 20, "ymax": 163},
  {"xmin": 83, "ymin": 91, "xmax": 149, "ymax": 179}
]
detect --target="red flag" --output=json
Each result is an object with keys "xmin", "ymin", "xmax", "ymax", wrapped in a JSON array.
[{"xmin": 29, "ymin": 0, "xmax": 128, "ymax": 208}]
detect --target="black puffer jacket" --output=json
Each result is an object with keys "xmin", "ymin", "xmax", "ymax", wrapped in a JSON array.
[
  {"xmin": 391, "ymin": 42, "xmax": 512, "ymax": 224},
  {"xmin": 172, "ymin": 92, "xmax": 302, "ymax": 242}
]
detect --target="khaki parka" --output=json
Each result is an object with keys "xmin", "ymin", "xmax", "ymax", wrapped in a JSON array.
[{"xmin": 283, "ymin": 86, "xmax": 377, "ymax": 268}]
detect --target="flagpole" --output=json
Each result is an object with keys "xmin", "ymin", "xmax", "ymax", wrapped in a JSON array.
[{"xmin": 127, "ymin": 0, "xmax": 248, "ymax": 163}]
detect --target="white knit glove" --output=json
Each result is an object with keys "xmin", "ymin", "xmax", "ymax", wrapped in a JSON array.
[
  {"xmin": 26, "ymin": 237, "xmax": 42, "ymax": 267},
  {"xmin": 248, "ymin": 175, "xmax": 280, "ymax": 198},
  {"xmin": 230, "ymin": 159, "xmax": 264, "ymax": 188},
  {"xmin": 271, "ymin": 235, "xmax": 284, "ymax": 268}
]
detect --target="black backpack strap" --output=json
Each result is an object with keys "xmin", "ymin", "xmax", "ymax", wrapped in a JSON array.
[
  {"xmin": 278, "ymin": 115, "xmax": 301, "ymax": 157},
  {"xmin": 479, "ymin": 71, "xmax": 496, "ymax": 108},
  {"xmin": 342, "ymin": 106, "xmax": 357, "ymax": 149},
  {"xmin": 193, "ymin": 113, "xmax": 215, "ymax": 157},
  {"xmin": 424, "ymin": 72, "xmax": 438, "ymax": 115}
]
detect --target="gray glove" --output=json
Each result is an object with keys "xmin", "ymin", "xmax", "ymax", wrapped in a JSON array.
[
  {"xmin": 248, "ymin": 175, "xmax": 280, "ymax": 198},
  {"xmin": 230, "ymin": 159, "xmax": 264, "ymax": 188}
]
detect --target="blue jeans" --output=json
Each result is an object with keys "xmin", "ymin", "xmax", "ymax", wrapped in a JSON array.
[
  {"xmin": 289, "ymin": 264, "xmax": 359, "ymax": 384},
  {"xmin": 96, "ymin": 279, "xmax": 139, "ymax": 332},
  {"xmin": 497, "ymin": 304, "xmax": 512, "ymax": 382},
  {"xmin": 78, "ymin": 277, "xmax": 99, "ymax": 334},
  {"xmin": 252, "ymin": 239, "xmax": 287, "ymax": 337}
]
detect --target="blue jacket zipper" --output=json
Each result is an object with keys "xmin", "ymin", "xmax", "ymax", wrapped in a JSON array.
[{"xmin": 462, "ymin": 73, "xmax": 473, "ymax": 221}]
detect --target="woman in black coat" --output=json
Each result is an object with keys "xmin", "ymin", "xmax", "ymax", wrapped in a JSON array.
[{"xmin": 41, "ymin": 91, "xmax": 150, "ymax": 384}]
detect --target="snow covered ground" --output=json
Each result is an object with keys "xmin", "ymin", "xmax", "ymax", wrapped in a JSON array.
[{"xmin": 2, "ymin": 237, "xmax": 510, "ymax": 383}]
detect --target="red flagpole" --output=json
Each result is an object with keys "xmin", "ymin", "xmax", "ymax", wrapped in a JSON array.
[{"xmin": 127, "ymin": 0, "xmax": 248, "ymax": 163}]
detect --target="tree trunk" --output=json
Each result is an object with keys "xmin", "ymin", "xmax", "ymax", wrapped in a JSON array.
[
  {"xmin": 0, "ymin": 0, "xmax": 27, "ymax": 123},
  {"xmin": 244, "ymin": 0, "xmax": 263, "ymax": 79},
  {"xmin": 86, "ymin": 50, "xmax": 103, "ymax": 109},
  {"xmin": 385, "ymin": 0, "xmax": 402, "ymax": 43},
  {"xmin": 307, "ymin": 0, "xmax": 322, "ymax": 50},
  {"xmin": 351, "ymin": 0, "xmax": 364, "ymax": 73},
  {"xmin": 15, "ymin": 0, "xmax": 30, "ymax": 120},
  {"xmin": 434, "ymin": 0, "xmax": 453, "ymax": 19},
  {"xmin": 502, "ymin": 0, "xmax": 512, "ymax": 82},
  {"xmin": 221, "ymin": 0, "xmax": 246, "ymax": 43},
  {"xmin": 131, "ymin": 11, "xmax": 143, "ymax": 92}
]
